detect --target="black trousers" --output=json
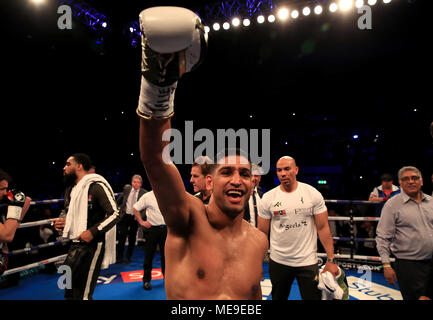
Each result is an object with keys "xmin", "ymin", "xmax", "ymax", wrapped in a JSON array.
[
  {"xmin": 117, "ymin": 214, "xmax": 138, "ymax": 260},
  {"xmin": 143, "ymin": 225, "xmax": 167, "ymax": 283},
  {"xmin": 393, "ymin": 258, "xmax": 433, "ymax": 300},
  {"xmin": 63, "ymin": 241, "xmax": 105, "ymax": 300},
  {"xmin": 269, "ymin": 259, "xmax": 321, "ymax": 300}
]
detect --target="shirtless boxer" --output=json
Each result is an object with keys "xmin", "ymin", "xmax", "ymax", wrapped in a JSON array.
[{"xmin": 136, "ymin": 7, "xmax": 268, "ymax": 299}]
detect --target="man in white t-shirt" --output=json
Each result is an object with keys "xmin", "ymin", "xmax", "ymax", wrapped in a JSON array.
[
  {"xmin": 258, "ymin": 156, "xmax": 338, "ymax": 300},
  {"xmin": 133, "ymin": 190, "xmax": 167, "ymax": 291}
]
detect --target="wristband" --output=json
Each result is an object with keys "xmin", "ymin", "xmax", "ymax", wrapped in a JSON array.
[{"xmin": 383, "ymin": 263, "xmax": 391, "ymax": 268}]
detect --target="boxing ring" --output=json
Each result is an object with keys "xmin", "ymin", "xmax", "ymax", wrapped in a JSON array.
[
  {"xmin": 1, "ymin": 195, "xmax": 117, "ymax": 277},
  {"xmin": 1, "ymin": 196, "xmax": 390, "ymax": 279}
]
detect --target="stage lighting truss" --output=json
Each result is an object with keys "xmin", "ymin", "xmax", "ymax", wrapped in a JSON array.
[
  {"xmin": 59, "ymin": 0, "xmax": 109, "ymax": 32},
  {"xmin": 201, "ymin": 0, "xmax": 394, "ymax": 33},
  {"xmin": 58, "ymin": 0, "xmax": 395, "ymax": 47}
]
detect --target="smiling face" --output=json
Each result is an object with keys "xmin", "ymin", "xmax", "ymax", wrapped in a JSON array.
[
  {"xmin": 399, "ymin": 170, "xmax": 423, "ymax": 197},
  {"xmin": 210, "ymin": 155, "xmax": 252, "ymax": 218}
]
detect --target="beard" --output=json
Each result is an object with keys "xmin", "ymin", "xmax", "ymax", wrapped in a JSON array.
[{"xmin": 63, "ymin": 172, "xmax": 77, "ymax": 187}]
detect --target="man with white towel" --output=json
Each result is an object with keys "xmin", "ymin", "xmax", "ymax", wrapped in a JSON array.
[{"xmin": 55, "ymin": 153, "xmax": 122, "ymax": 300}]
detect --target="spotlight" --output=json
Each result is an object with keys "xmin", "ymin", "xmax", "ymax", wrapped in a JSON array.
[
  {"xmin": 291, "ymin": 10, "xmax": 299, "ymax": 19},
  {"xmin": 329, "ymin": 3, "xmax": 338, "ymax": 12},
  {"xmin": 101, "ymin": 22, "xmax": 107, "ymax": 28},
  {"xmin": 268, "ymin": 14, "xmax": 276, "ymax": 23},
  {"xmin": 383, "ymin": 0, "xmax": 391, "ymax": 3},
  {"xmin": 339, "ymin": 0, "xmax": 353, "ymax": 11},
  {"xmin": 129, "ymin": 27, "xmax": 134, "ymax": 33},
  {"xmin": 353, "ymin": 134, "xmax": 359, "ymax": 139},
  {"xmin": 257, "ymin": 15, "xmax": 265, "ymax": 24},
  {"xmin": 243, "ymin": 18, "xmax": 251, "ymax": 26},
  {"xmin": 277, "ymin": 8, "xmax": 289, "ymax": 20},
  {"xmin": 223, "ymin": 22, "xmax": 230, "ymax": 30},
  {"xmin": 355, "ymin": 0, "xmax": 364, "ymax": 8},
  {"xmin": 368, "ymin": 0, "xmax": 377, "ymax": 5},
  {"xmin": 232, "ymin": 17, "xmax": 240, "ymax": 27},
  {"xmin": 204, "ymin": 26, "xmax": 210, "ymax": 33},
  {"xmin": 314, "ymin": 5, "xmax": 323, "ymax": 14},
  {"xmin": 30, "ymin": 0, "xmax": 45, "ymax": 4},
  {"xmin": 302, "ymin": 7, "xmax": 311, "ymax": 16},
  {"xmin": 213, "ymin": 22, "xmax": 220, "ymax": 31}
]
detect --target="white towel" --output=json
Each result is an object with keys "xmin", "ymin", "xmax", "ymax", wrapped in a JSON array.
[
  {"xmin": 63, "ymin": 173, "xmax": 117, "ymax": 269},
  {"xmin": 317, "ymin": 265, "xmax": 349, "ymax": 300}
]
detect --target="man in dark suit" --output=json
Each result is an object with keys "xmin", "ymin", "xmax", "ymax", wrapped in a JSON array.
[
  {"xmin": 243, "ymin": 164, "xmax": 264, "ymax": 227},
  {"xmin": 116, "ymin": 174, "xmax": 147, "ymax": 263}
]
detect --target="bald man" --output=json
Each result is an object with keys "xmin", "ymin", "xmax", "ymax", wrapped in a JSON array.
[{"xmin": 258, "ymin": 156, "xmax": 338, "ymax": 300}]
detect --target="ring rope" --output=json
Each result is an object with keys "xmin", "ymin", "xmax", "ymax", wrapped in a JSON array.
[
  {"xmin": 325, "ymin": 199, "xmax": 383, "ymax": 205},
  {"xmin": 317, "ymin": 252, "xmax": 395, "ymax": 263},
  {"xmin": 332, "ymin": 236, "xmax": 376, "ymax": 242},
  {"xmin": 2, "ymin": 254, "xmax": 68, "ymax": 277},
  {"xmin": 19, "ymin": 219, "xmax": 55, "ymax": 229},
  {"xmin": 328, "ymin": 216, "xmax": 380, "ymax": 221},
  {"xmin": 3, "ymin": 239, "xmax": 71, "ymax": 257}
]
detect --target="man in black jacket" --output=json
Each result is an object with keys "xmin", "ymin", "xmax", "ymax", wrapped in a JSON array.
[
  {"xmin": 55, "ymin": 153, "xmax": 121, "ymax": 300},
  {"xmin": 116, "ymin": 175, "xmax": 147, "ymax": 263}
]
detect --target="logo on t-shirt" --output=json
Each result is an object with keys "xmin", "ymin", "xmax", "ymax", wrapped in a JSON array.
[
  {"xmin": 273, "ymin": 202, "xmax": 282, "ymax": 207},
  {"xmin": 294, "ymin": 207, "xmax": 313, "ymax": 215},
  {"xmin": 273, "ymin": 210, "xmax": 286, "ymax": 216}
]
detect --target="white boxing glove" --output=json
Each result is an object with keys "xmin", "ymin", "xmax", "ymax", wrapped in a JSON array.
[{"xmin": 137, "ymin": 6, "xmax": 208, "ymax": 120}]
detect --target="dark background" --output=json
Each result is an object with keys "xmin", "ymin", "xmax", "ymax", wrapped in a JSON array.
[{"xmin": 1, "ymin": 0, "xmax": 432, "ymax": 201}]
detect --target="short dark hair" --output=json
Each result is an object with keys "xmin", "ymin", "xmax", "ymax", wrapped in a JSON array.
[
  {"xmin": 380, "ymin": 173, "xmax": 393, "ymax": 182},
  {"xmin": 215, "ymin": 148, "xmax": 251, "ymax": 168},
  {"xmin": 192, "ymin": 156, "xmax": 217, "ymax": 176},
  {"xmin": 0, "ymin": 169, "xmax": 12, "ymax": 183},
  {"xmin": 71, "ymin": 153, "xmax": 92, "ymax": 171}
]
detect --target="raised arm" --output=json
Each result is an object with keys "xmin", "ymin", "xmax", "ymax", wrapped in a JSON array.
[{"xmin": 136, "ymin": 7, "xmax": 207, "ymax": 235}]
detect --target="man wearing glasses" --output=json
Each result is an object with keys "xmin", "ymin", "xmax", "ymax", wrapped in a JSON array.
[{"xmin": 376, "ymin": 166, "xmax": 433, "ymax": 300}]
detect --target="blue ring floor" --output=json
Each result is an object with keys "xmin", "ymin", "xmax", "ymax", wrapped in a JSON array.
[{"xmin": 0, "ymin": 245, "xmax": 402, "ymax": 300}]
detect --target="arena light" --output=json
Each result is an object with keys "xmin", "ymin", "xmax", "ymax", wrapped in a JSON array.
[
  {"xmin": 277, "ymin": 8, "xmax": 289, "ymax": 20},
  {"xmin": 383, "ymin": 0, "xmax": 392, "ymax": 3},
  {"xmin": 268, "ymin": 14, "xmax": 276, "ymax": 23},
  {"xmin": 355, "ymin": 0, "xmax": 364, "ymax": 8},
  {"xmin": 257, "ymin": 15, "xmax": 265, "ymax": 24},
  {"xmin": 329, "ymin": 3, "xmax": 339, "ymax": 12},
  {"xmin": 30, "ymin": 0, "xmax": 45, "ymax": 4},
  {"xmin": 302, "ymin": 7, "xmax": 311, "ymax": 16},
  {"xmin": 204, "ymin": 26, "xmax": 210, "ymax": 33},
  {"xmin": 243, "ymin": 18, "xmax": 251, "ymax": 26},
  {"xmin": 368, "ymin": 0, "xmax": 377, "ymax": 5},
  {"xmin": 231, "ymin": 17, "xmax": 240, "ymax": 27},
  {"xmin": 291, "ymin": 10, "xmax": 299, "ymax": 19},
  {"xmin": 223, "ymin": 22, "xmax": 230, "ymax": 30},
  {"xmin": 339, "ymin": 0, "xmax": 353, "ymax": 11},
  {"xmin": 101, "ymin": 22, "xmax": 107, "ymax": 28},
  {"xmin": 314, "ymin": 5, "xmax": 323, "ymax": 15},
  {"xmin": 213, "ymin": 22, "xmax": 220, "ymax": 31}
]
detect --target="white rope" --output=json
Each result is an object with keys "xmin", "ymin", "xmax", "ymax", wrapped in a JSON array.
[
  {"xmin": 19, "ymin": 219, "xmax": 54, "ymax": 229},
  {"xmin": 2, "ymin": 254, "xmax": 67, "ymax": 276},
  {"xmin": 328, "ymin": 216, "xmax": 380, "ymax": 222},
  {"xmin": 317, "ymin": 253, "xmax": 395, "ymax": 263}
]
